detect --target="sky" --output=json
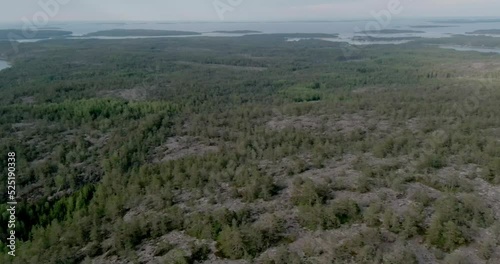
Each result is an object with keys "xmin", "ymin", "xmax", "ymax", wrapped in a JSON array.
[{"xmin": 0, "ymin": 0, "xmax": 499, "ymax": 22}]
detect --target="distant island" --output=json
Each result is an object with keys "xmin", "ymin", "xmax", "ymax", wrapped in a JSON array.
[
  {"xmin": 91, "ymin": 22, "xmax": 127, "ymax": 26},
  {"xmin": 213, "ymin": 30, "xmax": 262, "ymax": 34},
  {"xmin": 352, "ymin": 36, "xmax": 421, "ymax": 41},
  {"xmin": 410, "ymin": 25, "xmax": 456, "ymax": 29},
  {"xmin": 467, "ymin": 29, "xmax": 500, "ymax": 35},
  {"xmin": 431, "ymin": 18, "xmax": 500, "ymax": 24},
  {"xmin": 0, "ymin": 29, "xmax": 72, "ymax": 40},
  {"xmin": 85, "ymin": 29, "xmax": 201, "ymax": 37},
  {"xmin": 246, "ymin": 33, "xmax": 338, "ymax": 38},
  {"xmin": 37, "ymin": 27, "xmax": 63, "ymax": 30},
  {"xmin": 357, "ymin": 29, "xmax": 425, "ymax": 34}
]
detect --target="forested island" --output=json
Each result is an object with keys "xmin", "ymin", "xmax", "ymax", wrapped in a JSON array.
[
  {"xmin": 352, "ymin": 36, "xmax": 421, "ymax": 41},
  {"xmin": 357, "ymin": 29, "xmax": 425, "ymax": 34},
  {"xmin": 85, "ymin": 29, "xmax": 202, "ymax": 37},
  {"xmin": 247, "ymin": 33, "xmax": 339, "ymax": 39},
  {"xmin": 0, "ymin": 31, "xmax": 499, "ymax": 264},
  {"xmin": 467, "ymin": 29, "xmax": 500, "ymax": 35},
  {"xmin": 416, "ymin": 35, "xmax": 500, "ymax": 48},
  {"xmin": 432, "ymin": 18, "xmax": 500, "ymax": 24},
  {"xmin": 37, "ymin": 27, "xmax": 63, "ymax": 30},
  {"xmin": 0, "ymin": 29, "xmax": 72, "ymax": 40},
  {"xmin": 212, "ymin": 30, "xmax": 262, "ymax": 34},
  {"xmin": 410, "ymin": 25, "xmax": 455, "ymax": 28}
]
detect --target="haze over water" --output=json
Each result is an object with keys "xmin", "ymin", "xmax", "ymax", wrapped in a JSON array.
[{"xmin": 1, "ymin": 18, "xmax": 500, "ymax": 38}]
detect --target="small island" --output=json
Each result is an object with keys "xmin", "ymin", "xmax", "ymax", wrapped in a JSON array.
[
  {"xmin": 85, "ymin": 29, "xmax": 201, "ymax": 37},
  {"xmin": 352, "ymin": 36, "xmax": 421, "ymax": 41},
  {"xmin": 356, "ymin": 29, "xmax": 425, "ymax": 34},
  {"xmin": 467, "ymin": 29, "xmax": 500, "ymax": 35},
  {"xmin": 432, "ymin": 18, "xmax": 500, "ymax": 24},
  {"xmin": 212, "ymin": 30, "xmax": 262, "ymax": 34},
  {"xmin": 92, "ymin": 22, "xmax": 127, "ymax": 26},
  {"xmin": 410, "ymin": 25, "xmax": 455, "ymax": 29},
  {"xmin": 247, "ymin": 33, "xmax": 338, "ymax": 38},
  {"xmin": 0, "ymin": 29, "xmax": 72, "ymax": 40},
  {"xmin": 37, "ymin": 27, "xmax": 63, "ymax": 30}
]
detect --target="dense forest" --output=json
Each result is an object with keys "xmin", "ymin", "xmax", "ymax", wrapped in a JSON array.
[{"xmin": 0, "ymin": 33, "xmax": 499, "ymax": 263}]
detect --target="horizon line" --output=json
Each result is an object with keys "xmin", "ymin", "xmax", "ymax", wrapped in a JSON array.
[{"xmin": 0, "ymin": 15, "xmax": 499, "ymax": 24}]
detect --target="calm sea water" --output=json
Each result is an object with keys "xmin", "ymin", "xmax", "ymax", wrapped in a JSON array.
[
  {"xmin": 1, "ymin": 19, "xmax": 500, "ymax": 47},
  {"xmin": 0, "ymin": 60, "xmax": 10, "ymax": 71},
  {"xmin": 1, "ymin": 19, "xmax": 500, "ymax": 35}
]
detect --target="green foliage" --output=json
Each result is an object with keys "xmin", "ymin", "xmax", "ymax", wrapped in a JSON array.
[
  {"xmin": 382, "ymin": 246, "xmax": 418, "ymax": 264},
  {"xmin": 291, "ymin": 178, "xmax": 331, "ymax": 206},
  {"xmin": 280, "ymin": 85, "xmax": 322, "ymax": 102},
  {"xmin": 426, "ymin": 195, "xmax": 494, "ymax": 251},
  {"xmin": 217, "ymin": 223, "xmax": 246, "ymax": 259},
  {"xmin": 417, "ymin": 153, "xmax": 446, "ymax": 170},
  {"xmin": 260, "ymin": 246, "xmax": 303, "ymax": 264},
  {"xmin": 325, "ymin": 228, "xmax": 416, "ymax": 264},
  {"xmin": 185, "ymin": 208, "xmax": 248, "ymax": 240},
  {"xmin": 240, "ymin": 173, "xmax": 278, "ymax": 202},
  {"xmin": 364, "ymin": 201, "xmax": 382, "ymax": 227},
  {"xmin": 298, "ymin": 199, "xmax": 361, "ymax": 230},
  {"xmin": 482, "ymin": 157, "xmax": 500, "ymax": 184},
  {"xmin": 214, "ymin": 213, "xmax": 285, "ymax": 259}
]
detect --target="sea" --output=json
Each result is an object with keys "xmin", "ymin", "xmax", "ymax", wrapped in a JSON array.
[{"xmin": 1, "ymin": 18, "xmax": 500, "ymax": 50}]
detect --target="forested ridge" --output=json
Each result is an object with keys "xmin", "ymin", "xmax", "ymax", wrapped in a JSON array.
[{"xmin": 0, "ymin": 34, "xmax": 499, "ymax": 263}]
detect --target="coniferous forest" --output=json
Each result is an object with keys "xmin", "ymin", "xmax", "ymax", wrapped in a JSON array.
[{"xmin": 0, "ymin": 33, "xmax": 500, "ymax": 263}]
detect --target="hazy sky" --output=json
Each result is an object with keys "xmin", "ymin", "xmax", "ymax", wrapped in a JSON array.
[{"xmin": 0, "ymin": 0, "xmax": 498, "ymax": 22}]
